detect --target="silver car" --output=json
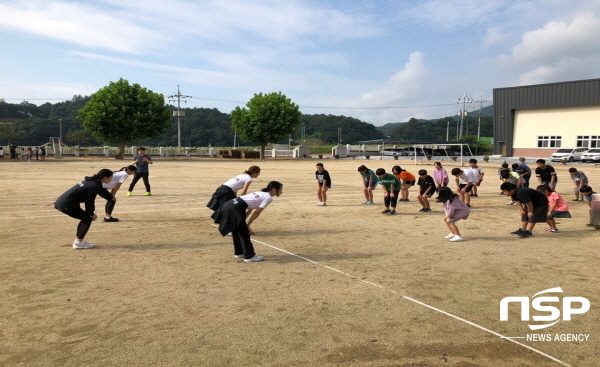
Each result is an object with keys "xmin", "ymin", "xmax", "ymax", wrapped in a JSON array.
[
  {"xmin": 550, "ymin": 148, "xmax": 588, "ymax": 162},
  {"xmin": 581, "ymin": 148, "xmax": 600, "ymax": 162}
]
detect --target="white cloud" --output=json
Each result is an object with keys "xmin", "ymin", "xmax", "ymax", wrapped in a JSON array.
[
  {"xmin": 500, "ymin": 12, "xmax": 600, "ymax": 67},
  {"xmin": 359, "ymin": 51, "xmax": 427, "ymax": 106},
  {"xmin": 0, "ymin": 1, "xmax": 168, "ymax": 54},
  {"xmin": 483, "ymin": 27, "xmax": 510, "ymax": 47}
]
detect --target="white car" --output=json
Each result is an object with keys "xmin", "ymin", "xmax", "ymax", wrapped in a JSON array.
[
  {"xmin": 581, "ymin": 148, "xmax": 600, "ymax": 163},
  {"xmin": 549, "ymin": 148, "xmax": 588, "ymax": 162}
]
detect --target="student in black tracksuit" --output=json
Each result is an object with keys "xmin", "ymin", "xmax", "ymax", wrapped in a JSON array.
[
  {"xmin": 54, "ymin": 169, "xmax": 114, "ymax": 249},
  {"xmin": 212, "ymin": 181, "xmax": 283, "ymax": 263}
]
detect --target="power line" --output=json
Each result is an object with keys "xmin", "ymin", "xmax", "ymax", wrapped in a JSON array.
[{"xmin": 167, "ymin": 86, "xmax": 192, "ymax": 148}]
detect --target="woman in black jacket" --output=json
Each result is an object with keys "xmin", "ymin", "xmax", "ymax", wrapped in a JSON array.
[{"xmin": 54, "ymin": 169, "xmax": 114, "ymax": 249}]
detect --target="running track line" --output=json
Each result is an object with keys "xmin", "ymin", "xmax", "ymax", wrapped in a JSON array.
[{"xmin": 238, "ymin": 233, "xmax": 573, "ymax": 367}]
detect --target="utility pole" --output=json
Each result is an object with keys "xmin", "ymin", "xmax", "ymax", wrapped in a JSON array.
[
  {"xmin": 167, "ymin": 86, "xmax": 191, "ymax": 148},
  {"xmin": 457, "ymin": 93, "xmax": 473, "ymax": 139},
  {"xmin": 59, "ymin": 118, "xmax": 63, "ymax": 144},
  {"xmin": 476, "ymin": 95, "xmax": 490, "ymax": 141}
]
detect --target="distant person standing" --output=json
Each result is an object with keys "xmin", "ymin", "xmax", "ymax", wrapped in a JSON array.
[
  {"xmin": 416, "ymin": 169, "xmax": 435, "ymax": 212},
  {"xmin": 568, "ymin": 167, "xmax": 588, "ymax": 201},
  {"xmin": 40, "ymin": 145, "xmax": 46, "ymax": 161},
  {"xmin": 468, "ymin": 159, "xmax": 484, "ymax": 197},
  {"xmin": 35, "ymin": 147, "xmax": 40, "ymax": 160},
  {"xmin": 376, "ymin": 168, "xmax": 400, "ymax": 215},
  {"xmin": 358, "ymin": 165, "xmax": 377, "ymax": 204},
  {"xmin": 127, "ymin": 147, "xmax": 153, "ymax": 196},
  {"xmin": 9, "ymin": 143, "xmax": 18, "ymax": 161},
  {"xmin": 54, "ymin": 169, "xmax": 114, "ymax": 249},
  {"xmin": 315, "ymin": 163, "xmax": 331, "ymax": 206},
  {"xmin": 392, "ymin": 165, "xmax": 416, "ymax": 202},
  {"xmin": 0, "ymin": 146, "xmax": 4, "ymax": 159},
  {"xmin": 432, "ymin": 162, "xmax": 450, "ymax": 189},
  {"xmin": 535, "ymin": 159, "xmax": 557, "ymax": 190}
]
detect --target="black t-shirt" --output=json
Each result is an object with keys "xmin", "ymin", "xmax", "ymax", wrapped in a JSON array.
[
  {"xmin": 535, "ymin": 165, "xmax": 557, "ymax": 182},
  {"xmin": 315, "ymin": 170, "xmax": 332, "ymax": 187},
  {"xmin": 417, "ymin": 176, "xmax": 435, "ymax": 193},
  {"xmin": 512, "ymin": 187, "xmax": 549, "ymax": 207}
]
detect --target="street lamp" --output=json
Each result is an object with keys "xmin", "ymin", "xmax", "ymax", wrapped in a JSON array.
[{"xmin": 59, "ymin": 118, "xmax": 63, "ymax": 144}]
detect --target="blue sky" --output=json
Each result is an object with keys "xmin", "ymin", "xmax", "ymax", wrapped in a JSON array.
[{"xmin": 1, "ymin": 0, "xmax": 600, "ymax": 126}]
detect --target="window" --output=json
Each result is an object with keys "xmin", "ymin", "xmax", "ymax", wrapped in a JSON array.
[
  {"xmin": 537, "ymin": 136, "xmax": 561, "ymax": 148},
  {"xmin": 576, "ymin": 135, "xmax": 600, "ymax": 148}
]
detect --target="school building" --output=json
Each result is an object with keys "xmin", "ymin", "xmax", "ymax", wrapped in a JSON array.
[{"xmin": 493, "ymin": 78, "xmax": 600, "ymax": 157}]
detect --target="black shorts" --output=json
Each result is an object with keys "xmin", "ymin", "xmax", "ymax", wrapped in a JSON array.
[
  {"xmin": 404, "ymin": 180, "xmax": 416, "ymax": 186},
  {"xmin": 459, "ymin": 183, "xmax": 473, "ymax": 193},
  {"xmin": 520, "ymin": 203, "xmax": 549, "ymax": 223},
  {"xmin": 420, "ymin": 189, "xmax": 434, "ymax": 197}
]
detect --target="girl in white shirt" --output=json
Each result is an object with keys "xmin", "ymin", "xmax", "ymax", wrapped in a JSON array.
[
  {"xmin": 207, "ymin": 166, "xmax": 261, "ymax": 211},
  {"xmin": 102, "ymin": 165, "xmax": 137, "ymax": 222},
  {"xmin": 212, "ymin": 181, "xmax": 282, "ymax": 262}
]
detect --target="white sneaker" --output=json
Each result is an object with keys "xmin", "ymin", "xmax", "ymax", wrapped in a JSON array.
[
  {"xmin": 234, "ymin": 254, "xmax": 244, "ymax": 259},
  {"xmin": 363, "ymin": 201, "xmax": 369, "ymax": 204},
  {"xmin": 316, "ymin": 202, "xmax": 323, "ymax": 206},
  {"xmin": 321, "ymin": 202, "xmax": 327, "ymax": 206},
  {"xmin": 244, "ymin": 255, "xmax": 264, "ymax": 263},
  {"xmin": 449, "ymin": 235, "xmax": 464, "ymax": 242},
  {"xmin": 444, "ymin": 233, "xmax": 455, "ymax": 239},
  {"xmin": 367, "ymin": 201, "xmax": 374, "ymax": 205},
  {"xmin": 73, "ymin": 240, "xmax": 95, "ymax": 249}
]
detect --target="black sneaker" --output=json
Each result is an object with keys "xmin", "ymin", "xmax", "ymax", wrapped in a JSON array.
[
  {"xmin": 389, "ymin": 210, "xmax": 396, "ymax": 215},
  {"xmin": 381, "ymin": 209, "xmax": 390, "ymax": 214},
  {"xmin": 104, "ymin": 217, "xmax": 119, "ymax": 222},
  {"xmin": 419, "ymin": 208, "xmax": 426, "ymax": 212},
  {"xmin": 424, "ymin": 208, "xmax": 431, "ymax": 212},
  {"xmin": 511, "ymin": 228, "xmax": 524, "ymax": 235},
  {"xmin": 471, "ymin": 194, "xmax": 478, "ymax": 197},
  {"xmin": 517, "ymin": 230, "xmax": 533, "ymax": 238}
]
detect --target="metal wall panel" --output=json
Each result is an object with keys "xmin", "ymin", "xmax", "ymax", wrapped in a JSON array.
[{"xmin": 493, "ymin": 78, "xmax": 600, "ymax": 155}]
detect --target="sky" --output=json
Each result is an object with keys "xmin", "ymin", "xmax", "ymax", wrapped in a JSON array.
[{"xmin": 1, "ymin": 0, "xmax": 600, "ymax": 126}]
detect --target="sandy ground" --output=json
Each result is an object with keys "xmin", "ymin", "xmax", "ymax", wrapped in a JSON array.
[{"xmin": 0, "ymin": 157, "xmax": 598, "ymax": 367}]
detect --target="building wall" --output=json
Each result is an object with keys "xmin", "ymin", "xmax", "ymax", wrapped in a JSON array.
[
  {"xmin": 513, "ymin": 105, "xmax": 600, "ymax": 150},
  {"xmin": 493, "ymin": 78, "xmax": 600, "ymax": 156}
]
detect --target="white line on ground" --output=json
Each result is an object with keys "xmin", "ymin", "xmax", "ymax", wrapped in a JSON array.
[{"xmin": 243, "ymin": 234, "xmax": 573, "ymax": 367}]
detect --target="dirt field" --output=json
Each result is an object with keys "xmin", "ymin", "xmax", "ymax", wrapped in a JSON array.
[{"xmin": 1, "ymin": 157, "xmax": 598, "ymax": 367}]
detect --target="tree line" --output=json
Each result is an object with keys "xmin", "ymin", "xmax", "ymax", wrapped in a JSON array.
[{"xmin": 1, "ymin": 92, "xmax": 493, "ymax": 149}]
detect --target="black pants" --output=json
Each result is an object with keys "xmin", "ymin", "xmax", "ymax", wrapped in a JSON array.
[
  {"xmin": 105, "ymin": 199, "xmax": 116, "ymax": 215},
  {"xmin": 384, "ymin": 190, "xmax": 400, "ymax": 208},
  {"xmin": 57, "ymin": 207, "xmax": 93, "ymax": 239},
  {"xmin": 129, "ymin": 172, "xmax": 150, "ymax": 192},
  {"xmin": 233, "ymin": 222, "xmax": 256, "ymax": 259}
]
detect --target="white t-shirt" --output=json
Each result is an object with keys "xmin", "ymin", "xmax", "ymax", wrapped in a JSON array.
[
  {"xmin": 458, "ymin": 169, "xmax": 478, "ymax": 184},
  {"xmin": 223, "ymin": 173, "xmax": 253, "ymax": 192},
  {"xmin": 103, "ymin": 171, "xmax": 130, "ymax": 189},
  {"xmin": 239, "ymin": 191, "xmax": 273, "ymax": 209}
]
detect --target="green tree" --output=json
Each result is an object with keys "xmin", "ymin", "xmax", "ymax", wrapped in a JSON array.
[
  {"xmin": 77, "ymin": 78, "xmax": 171, "ymax": 159},
  {"xmin": 66, "ymin": 128, "xmax": 93, "ymax": 155},
  {"xmin": 231, "ymin": 92, "xmax": 301, "ymax": 159},
  {"xmin": 0, "ymin": 122, "xmax": 24, "ymax": 144}
]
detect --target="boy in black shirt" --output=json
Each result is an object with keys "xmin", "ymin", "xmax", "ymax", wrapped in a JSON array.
[
  {"xmin": 417, "ymin": 169, "xmax": 435, "ymax": 212},
  {"xmin": 535, "ymin": 159, "xmax": 557, "ymax": 190},
  {"xmin": 501, "ymin": 182, "xmax": 549, "ymax": 238}
]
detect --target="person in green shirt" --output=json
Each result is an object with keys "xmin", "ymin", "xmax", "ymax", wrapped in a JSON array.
[{"xmin": 376, "ymin": 168, "xmax": 400, "ymax": 215}]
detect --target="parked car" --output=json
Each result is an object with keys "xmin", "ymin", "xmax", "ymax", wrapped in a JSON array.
[
  {"xmin": 581, "ymin": 148, "xmax": 600, "ymax": 162},
  {"xmin": 549, "ymin": 148, "xmax": 588, "ymax": 162}
]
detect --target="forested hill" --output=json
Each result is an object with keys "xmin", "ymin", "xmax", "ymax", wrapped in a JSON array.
[
  {"xmin": 0, "ymin": 98, "xmax": 384, "ymax": 147},
  {"xmin": 0, "ymin": 98, "xmax": 492, "ymax": 146}
]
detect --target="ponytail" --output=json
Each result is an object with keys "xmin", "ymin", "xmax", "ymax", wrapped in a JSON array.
[
  {"xmin": 261, "ymin": 181, "xmax": 283, "ymax": 192},
  {"xmin": 118, "ymin": 165, "xmax": 137, "ymax": 172},
  {"xmin": 244, "ymin": 166, "xmax": 261, "ymax": 175},
  {"xmin": 92, "ymin": 169, "xmax": 113, "ymax": 180}
]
